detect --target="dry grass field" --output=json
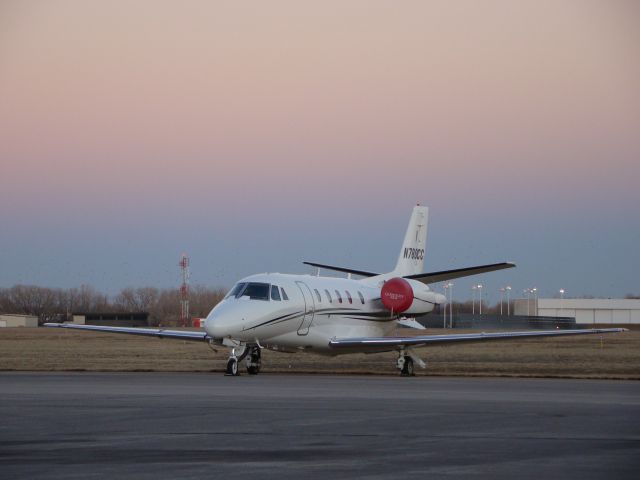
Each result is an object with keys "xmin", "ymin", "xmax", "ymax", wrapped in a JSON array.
[{"xmin": 0, "ymin": 327, "xmax": 638, "ymax": 379}]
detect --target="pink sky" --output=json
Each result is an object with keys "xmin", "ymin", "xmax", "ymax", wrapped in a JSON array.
[{"xmin": 0, "ymin": 1, "xmax": 638, "ymax": 296}]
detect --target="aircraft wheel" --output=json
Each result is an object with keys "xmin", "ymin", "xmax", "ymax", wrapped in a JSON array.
[
  {"xmin": 225, "ymin": 357, "xmax": 239, "ymax": 376},
  {"xmin": 401, "ymin": 356, "xmax": 414, "ymax": 377},
  {"xmin": 247, "ymin": 365, "xmax": 260, "ymax": 375}
]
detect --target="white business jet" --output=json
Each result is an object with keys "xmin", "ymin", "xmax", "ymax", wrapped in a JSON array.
[{"xmin": 45, "ymin": 205, "xmax": 625, "ymax": 376}]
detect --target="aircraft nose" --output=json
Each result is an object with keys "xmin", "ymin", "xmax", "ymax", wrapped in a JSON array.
[{"xmin": 205, "ymin": 303, "xmax": 239, "ymax": 338}]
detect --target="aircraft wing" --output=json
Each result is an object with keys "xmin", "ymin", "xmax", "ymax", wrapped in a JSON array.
[
  {"xmin": 404, "ymin": 262, "xmax": 515, "ymax": 284},
  {"xmin": 329, "ymin": 328, "xmax": 626, "ymax": 353},
  {"xmin": 44, "ymin": 323, "xmax": 208, "ymax": 341},
  {"xmin": 303, "ymin": 261, "xmax": 379, "ymax": 277}
]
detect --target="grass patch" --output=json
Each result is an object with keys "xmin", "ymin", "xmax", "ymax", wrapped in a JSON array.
[{"xmin": 0, "ymin": 328, "xmax": 637, "ymax": 379}]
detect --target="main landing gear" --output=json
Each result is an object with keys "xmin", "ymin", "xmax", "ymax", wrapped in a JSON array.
[
  {"xmin": 397, "ymin": 354, "xmax": 414, "ymax": 376},
  {"xmin": 396, "ymin": 347, "xmax": 424, "ymax": 376},
  {"xmin": 245, "ymin": 346, "xmax": 261, "ymax": 375},
  {"xmin": 225, "ymin": 345, "xmax": 261, "ymax": 376}
]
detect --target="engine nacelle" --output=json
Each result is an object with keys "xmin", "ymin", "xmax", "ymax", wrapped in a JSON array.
[{"xmin": 381, "ymin": 277, "xmax": 444, "ymax": 315}]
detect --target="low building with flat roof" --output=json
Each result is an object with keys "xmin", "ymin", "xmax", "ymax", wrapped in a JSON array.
[
  {"xmin": 0, "ymin": 314, "xmax": 39, "ymax": 327},
  {"xmin": 514, "ymin": 298, "xmax": 640, "ymax": 324}
]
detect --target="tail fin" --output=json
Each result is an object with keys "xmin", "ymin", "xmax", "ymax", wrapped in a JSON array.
[{"xmin": 392, "ymin": 205, "xmax": 428, "ymax": 276}]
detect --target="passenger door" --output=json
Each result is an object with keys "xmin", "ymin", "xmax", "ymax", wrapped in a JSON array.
[{"xmin": 295, "ymin": 281, "xmax": 315, "ymax": 335}]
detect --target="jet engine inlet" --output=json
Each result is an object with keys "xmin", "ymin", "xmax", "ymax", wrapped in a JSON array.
[{"xmin": 381, "ymin": 277, "xmax": 413, "ymax": 313}]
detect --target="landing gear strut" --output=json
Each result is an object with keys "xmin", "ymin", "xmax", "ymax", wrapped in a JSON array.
[{"xmin": 245, "ymin": 346, "xmax": 262, "ymax": 375}]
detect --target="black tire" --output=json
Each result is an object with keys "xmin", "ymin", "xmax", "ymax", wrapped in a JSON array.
[
  {"xmin": 247, "ymin": 365, "xmax": 259, "ymax": 375},
  {"xmin": 226, "ymin": 357, "xmax": 239, "ymax": 376},
  {"xmin": 401, "ymin": 356, "xmax": 414, "ymax": 376},
  {"xmin": 405, "ymin": 357, "xmax": 414, "ymax": 376}
]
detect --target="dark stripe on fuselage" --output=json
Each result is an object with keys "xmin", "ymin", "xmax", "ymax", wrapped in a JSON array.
[
  {"xmin": 343, "ymin": 316, "xmax": 397, "ymax": 322},
  {"xmin": 315, "ymin": 309, "xmax": 392, "ymax": 318},
  {"xmin": 243, "ymin": 306, "xmax": 398, "ymax": 333},
  {"xmin": 243, "ymin": 311, "xmax": 304, "ymax": 331}
]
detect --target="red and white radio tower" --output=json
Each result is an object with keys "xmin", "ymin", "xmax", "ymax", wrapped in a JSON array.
[{"xmin": 179, "ymin": 253, "xmax": 190, "ymax": 327}]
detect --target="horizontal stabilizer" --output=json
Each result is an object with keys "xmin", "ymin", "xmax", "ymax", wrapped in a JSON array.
[
  {"xmin": 405, "ymin": 262, "xmax": 515, "ymax": 284},
  {"xmin": 303, "ymin": 261, "xmax": 379, "ymax": 278},
  {"xmin": 329, "ymin": 328, "xmax": 627, "ymax": 352},
  {"xmin": 44, "ymin": 323, "xmax": 208, "ymax": 341}
]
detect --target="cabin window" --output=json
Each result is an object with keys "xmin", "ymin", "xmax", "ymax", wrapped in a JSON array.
[
  {"xmin": 271, "ymin": 285, "xmax": 281, "ymax": 301},
  {"xmin": 325, "ymin": 289, "xmax": 332, "ymax": 303},
  {"xmin": 358, "ymin": 291, "xmax": 365, "ymax": 304},
  {"xmin": 281, "ymin": 287, "xmax": 289, "ymax": 301},
  {"xmin": 345, "ymin": 290, "xmax": 353, "ymax": 304},
  {"xmin": 335, "ymin": 290, "xmax": 342, "ymax": 303},
  {"xmin": 314, "ymin": 289, "xmax": 322, "ymax": 302}
]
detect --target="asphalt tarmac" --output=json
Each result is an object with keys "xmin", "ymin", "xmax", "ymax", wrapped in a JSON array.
[{"xmin": 1, "ymin": 373, "xmax": 638, "ymax": 479}]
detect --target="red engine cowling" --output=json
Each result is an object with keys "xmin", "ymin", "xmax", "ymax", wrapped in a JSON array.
[{"xmin": 381, "ymin": 277, "xmax": 414, "ymax": 313}]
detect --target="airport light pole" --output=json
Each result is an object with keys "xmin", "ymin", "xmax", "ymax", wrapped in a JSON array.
[
  {"xmin": 559, "ymin": 289, "xmax": 565, "ymax": 316},
  {"xmin": 443, "ymin": 284, "xmax": 449, "ymax": 328},
  {"xmin": 472, "ymin": 285, "xmax": 477, "ymax": 316},
  {"xmin": 478, "ymin": 284, "xmax": 483, "ymax": 315},
  {"xmin": 446, "ymin": 282, "xmax": 454, "ymax": 328},
  {"xmin": 532, "ymin": 287, "xmax": 538, "ymax": 316},
  {"xmin": 499, "ymin": 288, "xmax": 505, "ymax": 316},
  {"xmin": 524, "ymin": 288, "xmax": 530, "ymax": 316}
]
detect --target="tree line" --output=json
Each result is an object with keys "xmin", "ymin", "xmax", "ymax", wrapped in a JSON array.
[
  {"xmin": 0, "ymin": 284, "xmax": 226, "ymax": 326},
  {"xmin": 2, "ymin": 284, "xmax": 636, "ymax": 325}
]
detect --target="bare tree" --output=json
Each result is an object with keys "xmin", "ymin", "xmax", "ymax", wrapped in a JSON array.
[
  {"xmin": 0, "ymin": 285, "xmax": 59, "ymax": 321},
  {"xmin": 114, "ymin": 287, "xmax": 159, "ymax": 312},
  {"xmin": 0, "ymin": 283, "xmax": 227, "ymax": 325},
  {"xmin": 189, "ymin": 285, "xmax": 226, "ymax": 318}
]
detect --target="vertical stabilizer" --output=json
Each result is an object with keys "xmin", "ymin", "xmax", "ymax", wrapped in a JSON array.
[{"xmin": 393, "ymin": 205, "xmax": 428, "ymax": 276}]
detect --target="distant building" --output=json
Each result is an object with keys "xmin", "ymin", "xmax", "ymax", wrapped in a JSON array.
[
  {"xmin": 70, "ymin": 312, "xmax": 149, "ymax": 327},
  {"xmin": 514, "ymin": 298, "xmax": 640, "ymax": 325},
  {"xmin": 0, "ymin": 314, "xmax": 39, "ymax": 328}
]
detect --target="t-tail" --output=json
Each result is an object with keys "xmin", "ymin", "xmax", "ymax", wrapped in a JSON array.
[
  {"xmin": 392, "ymin": 205, "xmax": 428, "ymax": 277},
  {"xmin": 303, "ymin": 204, "xmax": 514, "ymax": 285}
]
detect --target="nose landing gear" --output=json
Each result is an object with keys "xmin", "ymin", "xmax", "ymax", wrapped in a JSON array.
[
  {"xmin": 225, "ymin": 346, "xmax": 248, "ymax": 376},
  {"xmin": 225, "ymin": 356, "xmax": 239, "ymax": 376},
  {"xmin": 225, "ymin": 345, "xmax": 261, "ymax": 376}
]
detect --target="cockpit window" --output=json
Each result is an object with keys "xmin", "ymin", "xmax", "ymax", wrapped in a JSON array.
[
  {"xmin": 237, "ymin": 282, "xmax": 270, "ymax": 300},
  {"xmin": 225, "ymin": 282, "xmax": 247, "ymax": 299},
  {"xmin": 281, "ymin": 288, "xmax": 289, "ymax": 300},
  {"xmin": 271, "ymin": 285, "xmax": 281, "ymax": 301}
]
